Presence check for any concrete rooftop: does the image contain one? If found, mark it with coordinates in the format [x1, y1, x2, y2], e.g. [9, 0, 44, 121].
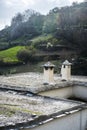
[0, 90, 85, 129]
[0, 72, 87, 129]
[0, 72, 87, 93]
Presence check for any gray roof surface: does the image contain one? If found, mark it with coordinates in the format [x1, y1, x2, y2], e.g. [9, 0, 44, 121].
[0, 72, 87, 129]
[0, 91, 85, 129]
[42, 62, 55, 67]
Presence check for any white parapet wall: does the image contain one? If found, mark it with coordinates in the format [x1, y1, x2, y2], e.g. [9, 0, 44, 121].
[29, 109, 87, 130]
[73, 85, 87, 101]
[39, 82, 87, 101]
[39, 86, 73, 99]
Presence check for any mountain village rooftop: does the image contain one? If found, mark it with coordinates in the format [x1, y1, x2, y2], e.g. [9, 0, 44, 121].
[0, 61, 87, 130]
[0, 87, 86, 129]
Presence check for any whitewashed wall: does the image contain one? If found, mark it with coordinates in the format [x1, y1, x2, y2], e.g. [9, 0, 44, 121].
[39, 87, 73, 99]
[73, 86, 87, 101]
[38, 85, 87, 130]
[81, 109, 87, 130]
[43, 68, 54, 84]
[39, 85, 87, 101]
[61, 65, 71, 81]
[28, 109, 87, 130]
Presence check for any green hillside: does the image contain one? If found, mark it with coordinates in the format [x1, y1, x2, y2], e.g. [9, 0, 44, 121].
[0, 46, 25, 63]
[0, 2, 87, 75]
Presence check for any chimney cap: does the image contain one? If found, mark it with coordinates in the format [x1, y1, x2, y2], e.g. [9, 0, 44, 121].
[42, 61, 55, 67]
[62, 60, 72, 65]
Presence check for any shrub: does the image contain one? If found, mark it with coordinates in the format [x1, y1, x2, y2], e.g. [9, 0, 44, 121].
[17, 46, 36, 63]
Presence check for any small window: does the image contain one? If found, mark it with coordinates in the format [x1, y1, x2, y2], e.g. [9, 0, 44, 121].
[50, 67, 53, 70]
[63, 65, 65, 68]
[45, 67, 48, 70]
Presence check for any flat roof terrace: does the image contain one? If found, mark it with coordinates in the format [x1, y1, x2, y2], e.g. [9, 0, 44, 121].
[0, 73, 87, 129]
[0, 90, 86, 129]
[0, 72, 87, 93]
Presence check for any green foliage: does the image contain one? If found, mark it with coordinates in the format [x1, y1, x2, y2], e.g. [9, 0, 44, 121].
[10, 10, 44, 40]
[29, 14, 44, 34]
[58, 3, 87, 28]
[31, 34, 53, 42]
[17, 46, 36, 63]
[31, 34, 53, 48]
[42, 13, 58, 33]
[31, 34, 62, 51]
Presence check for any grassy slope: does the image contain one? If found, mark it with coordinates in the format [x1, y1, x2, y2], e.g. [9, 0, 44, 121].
[0, 46, 25, 63]
[31, 34, 53, 42]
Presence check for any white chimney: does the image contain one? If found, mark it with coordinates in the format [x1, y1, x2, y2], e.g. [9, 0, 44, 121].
[61, 60, 72, 81]
[42, 62, 55, 84]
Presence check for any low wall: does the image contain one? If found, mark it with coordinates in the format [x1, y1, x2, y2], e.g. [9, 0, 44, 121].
[73, 86, 87, 101]
[39, 86, 73, 99]
[28, 109, 87, 130]
[39, 82, 87, 101]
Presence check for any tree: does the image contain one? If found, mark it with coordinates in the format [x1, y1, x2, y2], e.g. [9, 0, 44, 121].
[42, 13, 58, 33]
[29, 14, 44, 34]
[11, 13, 23, 26]
[17, 46, 36, 63]
[10, 10, 44, 40]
